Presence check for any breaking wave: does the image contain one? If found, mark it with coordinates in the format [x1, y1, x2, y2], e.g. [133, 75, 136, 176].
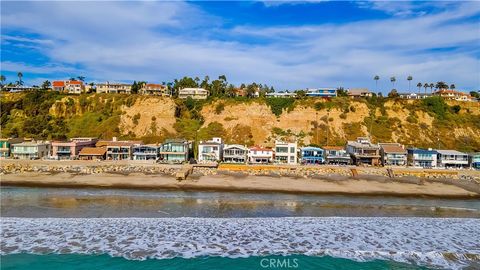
[1, 217, 479, 269]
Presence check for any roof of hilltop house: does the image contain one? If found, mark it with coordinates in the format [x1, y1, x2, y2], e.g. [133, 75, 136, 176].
[79, 147, 107, 156]
[380, 144, 407, 154]
[52, 81, 65, 87]
[322, 146, 345, 151]
[145, 83, 165, 88]
[348, 88, 370, 95]
[436, 149, 467, 155]
[68, 80, 82, 85]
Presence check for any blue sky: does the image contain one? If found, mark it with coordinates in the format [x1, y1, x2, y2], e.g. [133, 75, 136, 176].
[1, 1, 479, 92]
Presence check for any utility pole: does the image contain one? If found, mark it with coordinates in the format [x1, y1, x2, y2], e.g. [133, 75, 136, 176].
[326, 109, 330, 146]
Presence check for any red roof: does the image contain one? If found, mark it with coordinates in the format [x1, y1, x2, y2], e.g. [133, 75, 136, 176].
[68, 80, 82, 85]
[249, 146, 273, 152]
[146, 83, 165, 88]
[52, 81, 65, 87]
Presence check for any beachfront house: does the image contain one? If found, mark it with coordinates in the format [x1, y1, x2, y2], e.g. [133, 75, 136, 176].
[96, 82, 132, 94]
[11, 141, 51, 160]
[346, 137, 381, 166]
[51, 137, 97, 160]
[96, 138, 141, 160]
[140, 83, 170, 96]
[133, 144, 161, 161]
[159, 139, 190, 163]
[178, 88, 209, 99]
[78, 147, 107, 160]
[222, 144, 248, 163]
[379, 143, 407, 166]
[300, 146, 324, 164]
[322, 146, 351, 165]
[198, 137, 223, 163]
[274, 140, 298, 165]
[407, 148, 437, 168]
[435, 150, 469, 168]
[248, 146, 273, 164]
[469, 153, 480, 169]
[305, 88, 337, 98]
[0, 138, 24, 159]
[347, 88, 372, 98]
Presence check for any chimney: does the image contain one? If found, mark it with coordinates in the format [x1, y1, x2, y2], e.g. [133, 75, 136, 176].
[113, 137, 117, 142]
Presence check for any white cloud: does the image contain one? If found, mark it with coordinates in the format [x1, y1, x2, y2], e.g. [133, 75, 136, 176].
[1, 1, 479, 91]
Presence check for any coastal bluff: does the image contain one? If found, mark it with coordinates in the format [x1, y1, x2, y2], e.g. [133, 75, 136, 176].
[1, 160, 479, 198]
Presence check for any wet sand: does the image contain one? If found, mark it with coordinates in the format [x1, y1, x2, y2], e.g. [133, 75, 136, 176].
[1, 172, 479, 198]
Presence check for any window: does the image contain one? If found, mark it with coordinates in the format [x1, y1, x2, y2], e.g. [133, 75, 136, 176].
[290, 147, 295, 153]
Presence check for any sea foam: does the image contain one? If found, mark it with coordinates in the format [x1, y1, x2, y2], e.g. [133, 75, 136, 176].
[1, 217, 479, 269]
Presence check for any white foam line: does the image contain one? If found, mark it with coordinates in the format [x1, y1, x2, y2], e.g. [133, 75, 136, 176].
[1, 217, 479, 270]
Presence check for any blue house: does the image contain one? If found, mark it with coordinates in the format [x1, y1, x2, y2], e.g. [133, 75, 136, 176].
[306, 88, 337, 98]
[300, 146, 324, 164]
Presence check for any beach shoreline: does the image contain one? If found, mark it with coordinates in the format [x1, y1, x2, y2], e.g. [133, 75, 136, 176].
[2, 170, 479, 198]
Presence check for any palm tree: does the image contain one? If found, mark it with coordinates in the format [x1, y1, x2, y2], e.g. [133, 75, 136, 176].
[77, 76, 85, 82]
[17, 72, 23, 86]
[429, 83, 434, 93]
[373, 75, 380, 92]
[0, 75, 5, 88]
[407, 76, 413, 92]
[390, 76, 396, 89]
[416, 82, 422, 94]
[423, 83, 429, 94]
[450, 84, 455, 90]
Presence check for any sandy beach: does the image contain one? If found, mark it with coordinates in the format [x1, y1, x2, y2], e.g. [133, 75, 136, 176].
[1, 171, 479, 198]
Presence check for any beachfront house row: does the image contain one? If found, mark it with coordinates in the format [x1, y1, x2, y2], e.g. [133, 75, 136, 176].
[407, 148, 437, 168]
[346, 137, 381, 166]
[435, 150, 469, 168]
[347, 88, 373, 98]
[322, 146, 351, 165]
[305, 88, 337, 98]
[248, 146, 274, 164]
[178, 88, 209, 99]
[159, 139, 191, 163]
[51, 138, 98, 160]
[222, 144, 248, 163]
[140, 83, 170, 96]
[11, 141, 51, 160]
[470, 153, 480, 169]
[0, 138, 24, 158]
[274, 140, 298, 165]
[300, 146, 324, 164]
[133, 145, 161, 161]
[78, 147, 107, 160]
[52, 80, 85, 94]
[96, 82, 132, 94]
[198, 137, 223, 163]
[379, 143, 407, 166]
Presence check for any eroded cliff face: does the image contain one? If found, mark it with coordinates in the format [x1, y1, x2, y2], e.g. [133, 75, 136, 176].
[11, 92, 480, 149]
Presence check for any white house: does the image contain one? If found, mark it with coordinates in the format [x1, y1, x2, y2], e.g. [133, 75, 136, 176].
[436, 150, 469, 168]
[223, 144, 248, 163]
[96, 82, 132, 94]
[407, 148, 437, 168]
[11, 141, 51, 160]
[274, 140, 298, 165]
[198, 137, 223, 162]
[179, 88, 209, 99]
[248, 146, 274, 164]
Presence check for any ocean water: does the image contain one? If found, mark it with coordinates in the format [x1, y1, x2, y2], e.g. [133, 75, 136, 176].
[1, 187, 479, 270]
[1, 254, 430, 270]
